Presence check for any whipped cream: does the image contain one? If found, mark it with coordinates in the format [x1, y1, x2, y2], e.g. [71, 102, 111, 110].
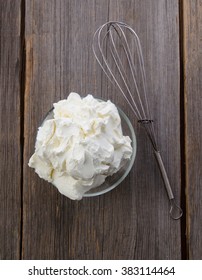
[28, 92, 133, 200]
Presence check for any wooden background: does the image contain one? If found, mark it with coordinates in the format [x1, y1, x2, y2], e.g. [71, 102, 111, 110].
[0, 0, 201, 260]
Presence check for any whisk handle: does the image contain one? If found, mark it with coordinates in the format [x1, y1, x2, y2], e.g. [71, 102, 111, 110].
[153, 150, 183, 220]
[153, 150, 174, 200]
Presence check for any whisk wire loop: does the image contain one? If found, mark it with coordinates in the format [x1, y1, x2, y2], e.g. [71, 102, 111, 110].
[94, 24, 140, 118]
[109, 28, 143, 119]
[110, 24, 146, 119]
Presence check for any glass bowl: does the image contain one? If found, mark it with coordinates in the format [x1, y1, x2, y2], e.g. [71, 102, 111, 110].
[42, 101, 136, 197]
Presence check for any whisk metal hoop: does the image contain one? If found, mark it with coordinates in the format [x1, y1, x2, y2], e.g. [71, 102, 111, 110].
[92, 21, 182, 220]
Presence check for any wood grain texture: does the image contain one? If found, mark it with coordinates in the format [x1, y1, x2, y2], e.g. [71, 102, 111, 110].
[22, 0, 181, 259]
[183, 0, 202, 259]
[0, 0, 22, 259]
[107, 0, 181, 260]
[23, 0, 110, 259]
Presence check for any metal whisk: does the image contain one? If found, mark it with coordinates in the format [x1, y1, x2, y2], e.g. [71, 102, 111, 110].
[92, 21, 183, 220]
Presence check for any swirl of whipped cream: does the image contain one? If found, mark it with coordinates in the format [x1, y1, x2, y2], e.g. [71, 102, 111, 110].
[29, 92, 133, 200]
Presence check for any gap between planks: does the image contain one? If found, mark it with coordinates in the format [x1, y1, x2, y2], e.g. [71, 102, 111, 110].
[20, 0, 26, 260]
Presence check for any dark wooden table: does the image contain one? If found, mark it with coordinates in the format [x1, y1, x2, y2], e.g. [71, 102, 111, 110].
[0, 0, 201, 260]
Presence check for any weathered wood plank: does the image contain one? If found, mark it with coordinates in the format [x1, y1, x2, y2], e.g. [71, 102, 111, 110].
[183, 0, 202, 259]
[105, 0, 182, 259]
[23, 0, 110, 259]
[23, 0, 181, 259]
[0, 0, 22, 259]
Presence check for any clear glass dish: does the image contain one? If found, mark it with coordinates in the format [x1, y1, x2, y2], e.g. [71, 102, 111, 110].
[42, 102, 136, 197]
